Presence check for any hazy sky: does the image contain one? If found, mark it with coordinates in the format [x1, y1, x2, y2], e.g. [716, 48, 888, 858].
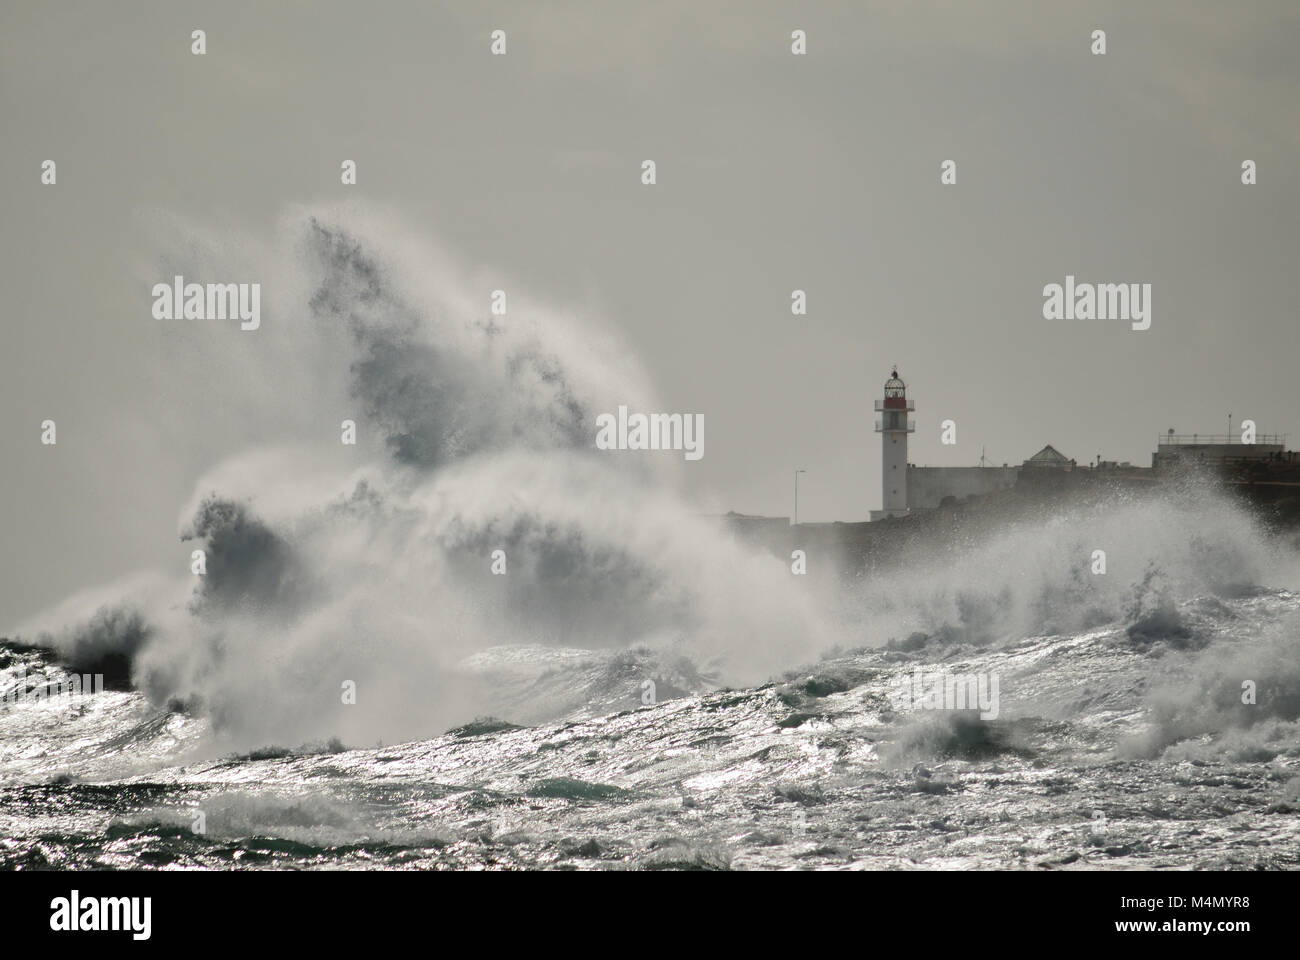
[3, 0, 1299, 626]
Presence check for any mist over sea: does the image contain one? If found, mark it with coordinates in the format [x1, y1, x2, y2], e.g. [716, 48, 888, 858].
[3, 210, 1298, 870]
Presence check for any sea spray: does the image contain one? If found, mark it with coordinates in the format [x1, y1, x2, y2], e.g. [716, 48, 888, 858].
[10, 206, 833, 749]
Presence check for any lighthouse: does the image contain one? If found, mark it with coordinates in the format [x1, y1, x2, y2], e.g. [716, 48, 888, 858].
[870, 368, 915, 520]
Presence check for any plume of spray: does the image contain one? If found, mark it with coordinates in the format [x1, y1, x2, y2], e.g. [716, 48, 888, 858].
[9, 204, 832, 749]
[844, 488, 1300, 650]
[1117, 608, 1300, 762]
[852, 485, 1300, 763]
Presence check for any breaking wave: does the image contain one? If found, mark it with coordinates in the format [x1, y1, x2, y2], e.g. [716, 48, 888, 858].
[847, 490, 1299, 651]
[8, 206, 829, 749]
[8, 206, 1300, 769]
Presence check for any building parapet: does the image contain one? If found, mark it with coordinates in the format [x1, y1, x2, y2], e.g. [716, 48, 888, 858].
[1158, 433, 1287, 446]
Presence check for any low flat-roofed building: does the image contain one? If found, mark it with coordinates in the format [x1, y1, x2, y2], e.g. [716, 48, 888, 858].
[1153, 432, 1287, 469]
[907, 464, 1020, 510]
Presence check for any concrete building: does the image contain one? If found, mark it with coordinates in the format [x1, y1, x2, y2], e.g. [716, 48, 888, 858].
[870, 369, 914, 520]
[907, 464, 1019, 509]
[907, 445, 1077, 510]
[864, 371, 1293, 520]
[1152, 430, 1288, 468]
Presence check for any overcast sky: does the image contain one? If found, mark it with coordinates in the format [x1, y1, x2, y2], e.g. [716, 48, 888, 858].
[3, 0, 1298, 626]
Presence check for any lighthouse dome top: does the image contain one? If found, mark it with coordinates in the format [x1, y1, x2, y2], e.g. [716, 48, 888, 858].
[884, 369, 906, 397]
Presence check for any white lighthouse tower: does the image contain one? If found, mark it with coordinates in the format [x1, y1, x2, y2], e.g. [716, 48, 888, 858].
[870, 368, 915, 520]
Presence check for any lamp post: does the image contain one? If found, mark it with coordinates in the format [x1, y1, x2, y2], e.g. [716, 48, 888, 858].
[794, 469, 806, 526]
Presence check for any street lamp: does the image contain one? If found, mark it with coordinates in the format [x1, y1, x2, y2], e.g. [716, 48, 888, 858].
[794, 469, 806, 526]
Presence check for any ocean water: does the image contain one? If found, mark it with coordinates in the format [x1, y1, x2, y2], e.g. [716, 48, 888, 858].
[4, 584, 1299, 870]
[3, 208, 1298, 870]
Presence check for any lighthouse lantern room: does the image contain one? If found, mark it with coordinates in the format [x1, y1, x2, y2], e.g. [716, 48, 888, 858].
[870, 368, 915, 520]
